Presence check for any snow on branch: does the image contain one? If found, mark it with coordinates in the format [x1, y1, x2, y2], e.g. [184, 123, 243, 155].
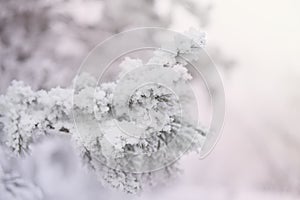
[0, 29, 207, 194]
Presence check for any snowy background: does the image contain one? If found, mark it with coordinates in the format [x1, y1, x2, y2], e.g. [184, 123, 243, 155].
[1, 0, 300, 199]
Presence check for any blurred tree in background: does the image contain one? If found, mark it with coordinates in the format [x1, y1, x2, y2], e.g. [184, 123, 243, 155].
[0, 0, 233, 92]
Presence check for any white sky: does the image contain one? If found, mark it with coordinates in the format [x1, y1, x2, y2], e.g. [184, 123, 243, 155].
[207, 0, 300, 137]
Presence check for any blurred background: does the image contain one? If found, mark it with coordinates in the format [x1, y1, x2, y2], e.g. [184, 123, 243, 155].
[0, 0, 300, 199]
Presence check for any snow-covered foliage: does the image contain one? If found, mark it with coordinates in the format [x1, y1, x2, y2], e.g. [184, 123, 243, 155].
[0, 29, 207, 194]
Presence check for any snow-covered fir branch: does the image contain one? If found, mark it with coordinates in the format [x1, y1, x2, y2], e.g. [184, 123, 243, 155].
[0, 29, 207, 194]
